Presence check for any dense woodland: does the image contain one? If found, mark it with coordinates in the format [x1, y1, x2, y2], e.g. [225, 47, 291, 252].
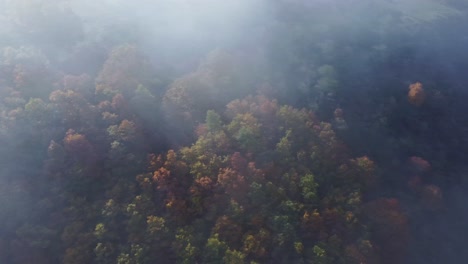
[1, 0, 468, 263]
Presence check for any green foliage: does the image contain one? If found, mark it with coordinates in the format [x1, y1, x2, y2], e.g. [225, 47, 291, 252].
[116, 253, 132, 264]
[94, 223, 106, 240]
[312, 245, 327, 264]
[146, 215, 167, 235]
[174, 227, 199, 264]
[24, 97, 50, 121]
[206, 110, 223, 132]
[270, 215, 296, 246]
[102, 199, 120, 218]
[203, 234, 228, 264]
[247, 182, 267, 207]
[115, 244, 148, 264]
[300, 174, 318, 204]
[294, 241, 304, 254]
[227, 113, 262, 151]
[276, 129, 292, 159]
[223, 249, 246, 264]
[135, 85, 154, 99]
[235, 126, 258, 150]
[0, 1, 445, 262]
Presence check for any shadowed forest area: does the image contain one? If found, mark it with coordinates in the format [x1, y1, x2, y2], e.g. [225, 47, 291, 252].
[1, 0, 468, 263]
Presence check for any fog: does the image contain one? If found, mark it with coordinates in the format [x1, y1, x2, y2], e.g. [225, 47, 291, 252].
[1, 0, 468, 263]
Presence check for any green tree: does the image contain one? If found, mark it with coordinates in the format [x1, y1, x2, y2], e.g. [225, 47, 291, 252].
[203, 234, 228, 264]
[206, 110, 223, 132]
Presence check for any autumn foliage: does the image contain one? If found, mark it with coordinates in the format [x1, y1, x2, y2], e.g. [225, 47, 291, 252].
[408, 82, 426, 106]
[133, 96, 389, 263]
[0, 2, 459, 263]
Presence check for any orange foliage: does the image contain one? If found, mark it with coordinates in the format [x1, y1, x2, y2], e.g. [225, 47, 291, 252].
[408, 82, 426, 106]
[301, 210, 324, 239]
[117, 119, 137, 142]
[164, 150, 178, 168]
[148, 153, 163, 171]
[225, 95, 278, 119]
[195, 176, 214, 190]
[218, 168, 248, 202]
[153, 167, 172, 191]
[63, 129, 96, 164]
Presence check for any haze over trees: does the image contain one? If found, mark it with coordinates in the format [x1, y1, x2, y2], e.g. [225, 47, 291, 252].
[1, 0, 468, 263]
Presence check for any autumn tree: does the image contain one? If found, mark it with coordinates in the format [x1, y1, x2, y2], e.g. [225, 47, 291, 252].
[96, 45, 157, 98]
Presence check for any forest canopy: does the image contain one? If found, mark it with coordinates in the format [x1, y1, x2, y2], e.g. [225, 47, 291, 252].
[1, 0, 468, 263]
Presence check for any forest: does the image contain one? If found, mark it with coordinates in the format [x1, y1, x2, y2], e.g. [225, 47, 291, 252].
[1, 0, 468, 263]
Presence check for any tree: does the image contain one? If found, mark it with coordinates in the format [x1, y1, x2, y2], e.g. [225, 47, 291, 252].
[203, 234, 228, 264]
[205, 110, 223, 132]
[96, 45, 156, 98]
[408, 82, 426, 106]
